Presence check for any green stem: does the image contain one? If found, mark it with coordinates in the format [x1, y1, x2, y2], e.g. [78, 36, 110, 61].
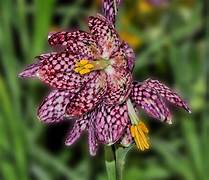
[115, 150, 125, 180]
[105, 146, 116, 180]
[105, 145, 133, 180]
[115, 145, 133, 180]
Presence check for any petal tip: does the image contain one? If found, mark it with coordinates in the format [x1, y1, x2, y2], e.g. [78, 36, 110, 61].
[48, 32, 56, 39]
[167, 119, 173, 125]
[65, 140, 73, 146]
[36, 112, 47, 123]
[88, 16, 94, 23]
[185, 106, 192, 114]
[65, 134, 77, 146]
[18, 70, 36, 78]
[164, 115, 172, 124]
[18, 63, 40, 78]
[18, 71, 26, 78]
[89, 150, 97, 156]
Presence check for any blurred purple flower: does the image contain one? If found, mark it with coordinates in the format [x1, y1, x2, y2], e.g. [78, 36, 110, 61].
[19, 0, 190, 155]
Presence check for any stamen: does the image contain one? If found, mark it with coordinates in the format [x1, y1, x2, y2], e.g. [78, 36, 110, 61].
[127, 99, 150, 151]
[79, 69, 91, 75]
[74, 67, 83, 73]
[84, 64, 94, 69]
[74, 59, 110, 75]
[130, 122, 150, 151]
[79, 59, 89, 65]
[75, 59, 89, 67]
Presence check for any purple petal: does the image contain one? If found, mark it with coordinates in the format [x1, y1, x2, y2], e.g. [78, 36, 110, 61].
[66, 72, 107, 118]
[88, 15, 121, 58]
[120, 42, 135, 71]
[88, 111, 99, 156]
[65, 114, 89, 146]
[18, 61, 41, 78]
[144, 79, 191, 113]
[88, 125, 98, 156]
[37, 52, 96, 92]
[48, 30, 101, 58]
[95, 103, 129, 144]
[131, 82, 172, 123]
[104, 68, 132, 105]
[18, 53, 55, 78]
[37, 90, 74, 123]
[102, 0, 122, 25]
[120, 125, 133, 147]
[110, 45, 128, 69]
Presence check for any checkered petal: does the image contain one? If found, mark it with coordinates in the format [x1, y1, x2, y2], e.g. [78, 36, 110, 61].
[19, 53, 57, 78]
[37, 90, 73, 123]
[121, 42, 135, 71]
[37, 52, 96, 92]
[18, 62, 41, 78]
[88, 110, 98, 156]
[88, 123, 98, 156]
[102, 0, 122, 25]
[120, 125, 133, 147]
[66, 72, 107, 118]
[109, 42, 135, 70]
[104, 69, 132, 105]
[65, 114, 89, 146]
[95, 103, 129, 144]
[48, 30, 101, 58]
[131, 82, 172, 123]
[144, 79, 191, 113]
[110, 45, 127, 69]
[88, 15, 121, 58]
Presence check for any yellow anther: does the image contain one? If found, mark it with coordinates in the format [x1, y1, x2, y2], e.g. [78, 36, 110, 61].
[135, 127, 144, 150]
[139, 121, 149, 133]
[79, 59, 89, 65]
[84, 63, 94, 69]
[130, 126, 136, 137]
[130, 121, 150, 151]
[75, 59, 89, 67]
[74, 59, 93, 75]
[79, 69, 91, 75]
[74, 67, 83, 73]
[74, 58, 110, 75]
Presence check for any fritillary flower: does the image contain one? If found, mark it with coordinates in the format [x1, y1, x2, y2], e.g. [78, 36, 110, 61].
[19, 0, 191, 156]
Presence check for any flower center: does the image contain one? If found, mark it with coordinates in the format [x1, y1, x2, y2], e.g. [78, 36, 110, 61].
[127, 99, 150, 151]
[74, 59, 110, 75]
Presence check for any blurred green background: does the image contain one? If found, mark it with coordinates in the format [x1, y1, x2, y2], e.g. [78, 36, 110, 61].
[0, 0, 208, 179]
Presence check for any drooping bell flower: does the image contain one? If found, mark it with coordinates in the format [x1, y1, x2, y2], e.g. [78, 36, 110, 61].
[19, 0, 191, 155]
